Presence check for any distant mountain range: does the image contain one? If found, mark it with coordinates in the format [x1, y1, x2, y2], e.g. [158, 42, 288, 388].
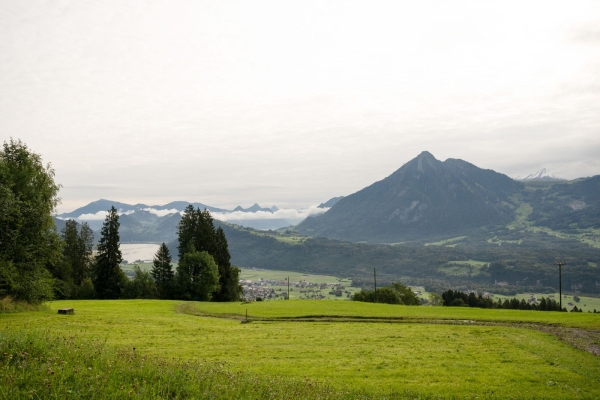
[51, 151, 600, 294]
[59, 199, 228, 219]
[56, 199, 326, 235]
[55, 151, 599, 248]
[297, 152, 600, 243]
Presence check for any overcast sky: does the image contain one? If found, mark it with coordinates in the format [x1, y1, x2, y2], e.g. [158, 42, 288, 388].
[1, 1, 599, 213]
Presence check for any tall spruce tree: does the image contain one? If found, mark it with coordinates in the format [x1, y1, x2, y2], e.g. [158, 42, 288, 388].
[61, 220, 94, 286]
[195, 209, 217, 255]
[212, 227, 242, 301]
[94, 206, 125, 299]
[175, 205, 238, 301]
[177, 204, 197, 261]
[151, 242, 173, 299]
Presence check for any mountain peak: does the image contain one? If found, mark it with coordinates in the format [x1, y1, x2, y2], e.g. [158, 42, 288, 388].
[401, 151, 441, 174]
[297, 152, 522, 242]
[416, 150, 435, 159]
[520, 168, 564, 181]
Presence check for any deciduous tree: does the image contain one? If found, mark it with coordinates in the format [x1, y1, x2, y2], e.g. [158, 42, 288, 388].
[176, 247, 219, 301]
[0, 139, 61, 303]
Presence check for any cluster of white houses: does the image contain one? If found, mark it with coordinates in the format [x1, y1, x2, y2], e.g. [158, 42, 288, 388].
[240, 278, 352, 300]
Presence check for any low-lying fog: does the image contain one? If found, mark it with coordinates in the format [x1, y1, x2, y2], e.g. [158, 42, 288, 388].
[120, 243, 160, 264]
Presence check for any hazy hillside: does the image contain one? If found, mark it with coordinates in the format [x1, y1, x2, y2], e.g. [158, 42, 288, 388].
[297, 151, 523, 242]
[162, 222, 600, 294]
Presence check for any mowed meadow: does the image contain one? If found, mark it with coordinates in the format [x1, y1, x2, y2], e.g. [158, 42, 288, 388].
[2, 300, 600, 399]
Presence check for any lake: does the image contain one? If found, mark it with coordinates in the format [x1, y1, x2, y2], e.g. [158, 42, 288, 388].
[120, 243, 160, 263]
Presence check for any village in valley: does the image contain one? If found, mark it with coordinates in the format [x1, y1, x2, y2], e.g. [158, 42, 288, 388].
[238, 268, 362, 301]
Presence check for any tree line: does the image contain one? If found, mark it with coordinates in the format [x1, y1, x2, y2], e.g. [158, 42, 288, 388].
[92, 205, 241, 301]
[441, 289, 565, 311]
[0, 139, 240, 304]
[352, 282, 421, 305]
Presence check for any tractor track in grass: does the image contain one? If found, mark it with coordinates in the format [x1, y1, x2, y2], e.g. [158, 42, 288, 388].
[178, 303, 600, 357]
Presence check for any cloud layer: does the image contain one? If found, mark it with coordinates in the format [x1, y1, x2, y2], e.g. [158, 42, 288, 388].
[2, 1, 599, 213]
[212, 206, 328, 222]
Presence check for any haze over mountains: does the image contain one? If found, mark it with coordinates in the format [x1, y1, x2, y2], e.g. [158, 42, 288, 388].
[297, 151, 524, 242]
[56, 198, 331, 235]
[298, 152, 600, 243]
[56, 151, 599, 247]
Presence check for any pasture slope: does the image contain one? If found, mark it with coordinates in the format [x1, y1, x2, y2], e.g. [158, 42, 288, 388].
[2, 300, 600, 399]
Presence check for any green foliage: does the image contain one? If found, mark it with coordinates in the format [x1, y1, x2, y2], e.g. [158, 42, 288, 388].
[61, 219, 94, 286]
[150, 242, 173, 299]
[390, 282, 421, 305]
[176, 207, 238, 302]
[74, 278, 96, 299]
[429, 292, 443, 306]
[353, 282, 420, 305]
[212, 227, 242, 302]
[177, 206, 216, 261]
[219, 222, 600, 295]
[0, 139, 61, 303]
[122, 265, 158, 299]
[94, 207, 125, 299]
[176, 250, 219, 301]
[441, 289, 563, 312]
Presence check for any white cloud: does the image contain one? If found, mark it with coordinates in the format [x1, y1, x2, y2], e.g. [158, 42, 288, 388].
[3, 1, 599, 213]
[213, 205, 328, 222]
[76, 209, 134, 220]
[143, 208, 180, 217]
[76, 211, 109, 220]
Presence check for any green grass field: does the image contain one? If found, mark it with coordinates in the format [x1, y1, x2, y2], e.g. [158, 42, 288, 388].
[3, 300, 600, 398]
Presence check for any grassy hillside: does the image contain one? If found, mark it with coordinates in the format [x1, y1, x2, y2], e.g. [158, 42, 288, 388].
[2, 300, 600, 398]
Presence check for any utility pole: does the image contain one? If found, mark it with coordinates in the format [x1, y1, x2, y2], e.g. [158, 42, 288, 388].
[555, 261, 566, 311]
[374, 267, 377, 303]
[287, 276, 290, 300]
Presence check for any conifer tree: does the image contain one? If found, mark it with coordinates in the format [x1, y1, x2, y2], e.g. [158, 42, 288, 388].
[175, 205, 238, 301]
[212, 227, 242, 301]
[177, 204, 197, 261]
[61, 220, 94, 286]
[93, 206, 125, 299]
[195, 209, 217, 255]
[151, 242, 173, 299]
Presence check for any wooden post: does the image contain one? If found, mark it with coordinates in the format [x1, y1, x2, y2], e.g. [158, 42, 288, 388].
[246, 309, 248, 322]
[555, 261, 566, 311]
[374, 267, 377, 303]
[288, 276, 290, 300]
